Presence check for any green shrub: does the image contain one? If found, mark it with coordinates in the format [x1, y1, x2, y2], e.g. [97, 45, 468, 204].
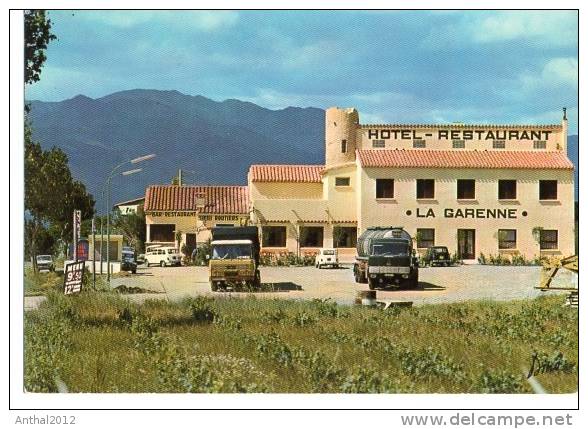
[476, 369, 524, 393]
[189, 297, 216, 323]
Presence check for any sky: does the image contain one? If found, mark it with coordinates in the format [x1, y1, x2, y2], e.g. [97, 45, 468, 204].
[25, 10, 579, 133]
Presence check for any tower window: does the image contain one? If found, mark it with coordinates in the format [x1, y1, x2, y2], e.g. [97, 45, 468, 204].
[493, 140, 506, 149]
[534, 141, 547, 149]
[413, 139, 426, 148]
[372, 140, 385, 148]
[341, 139, 347, 153]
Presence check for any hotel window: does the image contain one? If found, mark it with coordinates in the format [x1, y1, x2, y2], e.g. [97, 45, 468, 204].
[452, 140, 465, 149]
[493, 140, 506, 149]
[335, 177, 350, 187]
[540, 230, 558, 250]
[417, 179, 435, 199]
[341, 139, 347, 153]
[457, 179, 475, 199]
[498, 229, 517, 249]
[262, 226, 287, 247]
[417, 228, 435, 248]
[372, 139, 385, 148]
[533, 141, 547, 149]
[498, 180, 517, 200]
[413, 139, 426, 148]
[300, 226, 324, 248]
[539, 180, 558, 200]
[376, 179, 394, 198]
[333, 226, 357, 248]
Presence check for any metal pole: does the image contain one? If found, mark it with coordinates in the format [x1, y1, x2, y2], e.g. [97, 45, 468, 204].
[100, 188, 104, 275]
[92, 217, 96, 289]
[107, 175, 111, 283]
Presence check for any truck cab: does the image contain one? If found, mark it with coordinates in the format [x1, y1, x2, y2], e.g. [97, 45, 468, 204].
[209, 226, 261, 291]
[354, 227, 419, 289]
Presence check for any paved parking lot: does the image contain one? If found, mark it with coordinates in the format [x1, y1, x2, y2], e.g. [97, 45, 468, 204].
[108, 263, 572, 306]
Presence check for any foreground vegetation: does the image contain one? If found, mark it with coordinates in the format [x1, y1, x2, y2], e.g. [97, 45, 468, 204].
[24, 292, 577, 393]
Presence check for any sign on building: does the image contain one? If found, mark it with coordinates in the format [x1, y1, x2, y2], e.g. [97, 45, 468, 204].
[73, 209, 81, 260]
[64, 261, 85, 295]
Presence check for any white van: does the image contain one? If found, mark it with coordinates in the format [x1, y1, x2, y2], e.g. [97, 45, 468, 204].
[315, 248, 339, 269]
[145, 246, 182, 267]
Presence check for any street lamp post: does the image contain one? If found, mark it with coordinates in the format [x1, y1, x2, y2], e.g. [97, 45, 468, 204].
[105, 154, 155, 283]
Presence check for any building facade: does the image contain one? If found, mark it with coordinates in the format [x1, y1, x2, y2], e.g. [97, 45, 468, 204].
[249, 107, 574, 262]
[144, 107, 575, 262]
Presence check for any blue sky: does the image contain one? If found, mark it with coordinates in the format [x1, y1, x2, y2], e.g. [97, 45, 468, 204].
[26, 10, 579, 133]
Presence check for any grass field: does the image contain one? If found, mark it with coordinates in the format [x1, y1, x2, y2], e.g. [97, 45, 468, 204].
[24, 291, 577, 393]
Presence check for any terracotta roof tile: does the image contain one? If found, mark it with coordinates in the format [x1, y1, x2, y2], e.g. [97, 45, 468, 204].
[144, 185, 249, 214]
[357, 149, 574, 170]
[359, 123, 562, 129]
[249, 165, 324, 183]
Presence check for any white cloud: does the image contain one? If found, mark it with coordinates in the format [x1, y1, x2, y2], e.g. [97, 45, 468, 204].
[519, 57, 578, 93]
[74, 10, 239, 32]
[422, 11, 577, 48]
[190, 11, 239, 31]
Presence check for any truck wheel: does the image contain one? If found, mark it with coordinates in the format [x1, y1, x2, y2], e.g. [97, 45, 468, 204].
[368, 278, 377, 290]
[132, 269, 136, 274]
[211, 282, 218, 292]
[160, 261, 165, 267]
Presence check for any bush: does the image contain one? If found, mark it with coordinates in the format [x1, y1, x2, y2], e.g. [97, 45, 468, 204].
[189, 297, 216, 323]
[476, 369, 524, 393]
[478, 253, 487, 265]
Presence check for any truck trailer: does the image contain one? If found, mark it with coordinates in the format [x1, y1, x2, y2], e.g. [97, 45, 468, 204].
[209, 226, 261, 291]
[353, 227, 419, 289]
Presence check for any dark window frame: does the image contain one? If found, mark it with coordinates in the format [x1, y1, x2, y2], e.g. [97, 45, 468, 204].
[335, 177, 350, 187]
[493, 140, 506, 149]
[333, 226, 358, 248]
[498, 180, 517, 200]
[452, 140, 465, 149]
[457, 179, 476, 200]
[417, 179, 435, 199]
[498, 229, 517, 249]
[372, 139, 385, 148]
[540, 230, 558, 250]
[416, 228, 435, 248]
[299, 226, 324, 248]
[376, 178, 395, 199]
[262, 226, 287, 247]
[539, 180, 558, 200]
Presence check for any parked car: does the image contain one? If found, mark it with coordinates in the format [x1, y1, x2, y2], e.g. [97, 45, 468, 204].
[35, 254, 54, 272]
[422, 246, 451, 267]
[145, 246, 182, 267]
[316, 248, 339, 269]
[121, 249, 137, 274]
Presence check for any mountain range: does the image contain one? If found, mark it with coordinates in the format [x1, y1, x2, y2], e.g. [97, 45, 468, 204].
[27, 89, 579, 208]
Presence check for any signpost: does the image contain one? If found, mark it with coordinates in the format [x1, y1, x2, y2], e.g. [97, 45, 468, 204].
[73, 209, 81, 261]
[64, 261, 85, 295]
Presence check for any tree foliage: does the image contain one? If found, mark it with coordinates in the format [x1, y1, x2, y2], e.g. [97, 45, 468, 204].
[25, 122, 95, 264]
[24, 10, 56, 85]
[111, 211, 147, 252]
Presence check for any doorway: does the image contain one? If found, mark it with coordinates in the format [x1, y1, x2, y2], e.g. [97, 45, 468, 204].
[457, 229, 475, 260]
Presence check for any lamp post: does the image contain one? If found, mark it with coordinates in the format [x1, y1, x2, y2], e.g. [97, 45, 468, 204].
[105, 154, 155, 283]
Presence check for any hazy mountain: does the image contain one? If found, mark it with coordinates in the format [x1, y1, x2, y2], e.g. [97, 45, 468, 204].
[27, 89, 325, 208]
[567, 135, 578, 201]
[27, 90, 579, 210]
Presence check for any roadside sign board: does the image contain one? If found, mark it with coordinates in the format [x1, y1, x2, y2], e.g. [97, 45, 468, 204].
[73, 210, 81, 260]
[64, 261, 85, 295]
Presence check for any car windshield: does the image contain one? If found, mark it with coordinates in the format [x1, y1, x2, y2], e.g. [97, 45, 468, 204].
[434, 247, 448, 254]
[372, 241, 408, 256]
[36, 255, 52, 261]
[212, 244, 252, 260]
[322, 250, 335, 255]
[122, 253, 135, 261]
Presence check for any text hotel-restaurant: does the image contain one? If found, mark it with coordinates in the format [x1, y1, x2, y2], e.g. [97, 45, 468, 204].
[142, 107, 575, 262]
